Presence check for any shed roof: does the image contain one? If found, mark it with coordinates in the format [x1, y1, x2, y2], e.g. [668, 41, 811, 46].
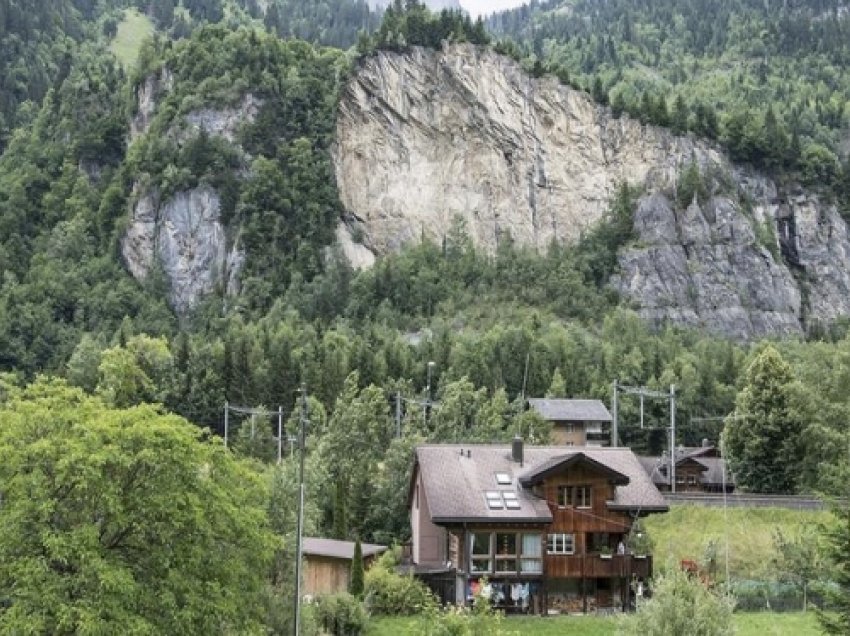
[415, 444, 667, 524]
[302, 537, 387, 560]
[527, 399, 612, 422]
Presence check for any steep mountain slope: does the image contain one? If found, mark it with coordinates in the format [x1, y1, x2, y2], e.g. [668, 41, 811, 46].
[334, 44, 850, 338]
[487, 0, 850, 188]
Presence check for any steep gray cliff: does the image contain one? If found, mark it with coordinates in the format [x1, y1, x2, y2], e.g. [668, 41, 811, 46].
[335, 45, 722, 254]
[334, 44, 850, 338]
[121, 74, 251, 314]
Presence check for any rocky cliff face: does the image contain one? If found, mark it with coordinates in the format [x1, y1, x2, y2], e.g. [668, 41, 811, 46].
[334, 44, 850, 338]
[121, 74, 252, 314]
[335, 45, 723, 255]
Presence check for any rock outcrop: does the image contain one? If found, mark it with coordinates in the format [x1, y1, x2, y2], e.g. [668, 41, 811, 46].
[335, 44, 723, 256]
[122, 185, 237, 314]
[334, 44, 850, 338]
[123, 71, 255, 315]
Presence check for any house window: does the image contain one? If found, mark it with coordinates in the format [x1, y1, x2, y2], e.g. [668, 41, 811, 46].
[521, 533, 543, 573]
[687, 475, 698, 485]
[470, 533, 492, 574]
[556, 485, 592, 508]
[574, 486, 592, 508]
[676, 474, 686, 485]
[547, 533, 575, 555]
[495, 533, 517, 573]
[415, 486, 419, 509]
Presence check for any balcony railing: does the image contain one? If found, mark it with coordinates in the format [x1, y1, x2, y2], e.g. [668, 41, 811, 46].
[545, 554, 653, 579]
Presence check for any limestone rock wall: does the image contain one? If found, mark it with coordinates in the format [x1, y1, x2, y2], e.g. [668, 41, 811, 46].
[121, 185, 235, 314]
[334, 44, 850, 338]
[334, 44, 723, 256]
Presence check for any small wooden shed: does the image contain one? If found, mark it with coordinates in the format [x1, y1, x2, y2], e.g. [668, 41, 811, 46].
[302, 537, 388, 596]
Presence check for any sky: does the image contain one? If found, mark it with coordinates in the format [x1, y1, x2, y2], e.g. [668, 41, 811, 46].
[460, 0, 529, 18]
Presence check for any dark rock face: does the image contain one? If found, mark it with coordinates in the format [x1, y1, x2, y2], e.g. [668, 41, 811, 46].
[615, 183, 850, 339]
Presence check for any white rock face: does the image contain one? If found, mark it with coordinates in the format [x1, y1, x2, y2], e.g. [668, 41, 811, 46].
[180, 93, 263, 144]
[122, 185, 240, 314]
[130, 68, 173, 142]
[334, 44, 723, 256]
[335, 44, 850, 338]
[124, 73, 257, 314]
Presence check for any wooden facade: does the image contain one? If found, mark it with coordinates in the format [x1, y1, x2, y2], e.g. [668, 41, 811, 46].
[427, 464, 653, 613]
[410, 445, 667, 615]
[303, 555, 352, 597]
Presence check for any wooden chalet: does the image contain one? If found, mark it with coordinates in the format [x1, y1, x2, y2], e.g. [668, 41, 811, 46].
[527, 399, 612, 447]
[408, 439, 667, 614]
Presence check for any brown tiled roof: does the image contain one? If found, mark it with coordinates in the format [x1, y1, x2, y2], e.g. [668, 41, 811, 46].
[415, 445, 667, 524]
[302, 537, 387, 560]
[527, 399, 612, 422]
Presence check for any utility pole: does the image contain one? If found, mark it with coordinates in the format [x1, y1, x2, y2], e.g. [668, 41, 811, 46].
[395, 390, 402, 438]
[611, 380, 619, 447]
[224, 401, 229, 448]
[424, 361, 435, 427]
[670, 384, 677, 494]
[277, 406, 283, 464]
[293, 385, 308, 636]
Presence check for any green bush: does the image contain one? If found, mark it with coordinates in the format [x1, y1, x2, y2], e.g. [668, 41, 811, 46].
[364, 567, 437, 616]
[314, 593, 367, 636]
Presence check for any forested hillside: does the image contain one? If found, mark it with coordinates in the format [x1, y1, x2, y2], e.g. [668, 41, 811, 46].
[488, 0, 850, 198]
[4, 2, 850, 632]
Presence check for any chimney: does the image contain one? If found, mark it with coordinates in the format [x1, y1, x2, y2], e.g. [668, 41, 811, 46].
[512, 435, 524, 466]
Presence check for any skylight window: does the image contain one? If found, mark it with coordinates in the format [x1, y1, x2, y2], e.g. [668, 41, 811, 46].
[485, 491, 521, 510]
[486, 491, 504, 509]
[495, 472, 512, 485]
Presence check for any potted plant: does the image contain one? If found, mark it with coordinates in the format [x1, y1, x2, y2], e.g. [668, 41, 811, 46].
[599, 546, 613, 559]
[629, 519, 653, 558]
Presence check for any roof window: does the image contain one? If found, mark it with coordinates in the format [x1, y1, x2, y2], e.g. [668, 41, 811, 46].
[495, 472, 512, 485]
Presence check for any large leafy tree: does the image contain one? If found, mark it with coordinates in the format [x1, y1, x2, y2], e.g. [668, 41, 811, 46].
[0, 378, 276, 634]
[722, 345, 804, 493]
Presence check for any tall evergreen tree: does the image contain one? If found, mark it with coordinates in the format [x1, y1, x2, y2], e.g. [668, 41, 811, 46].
[722, 346, 803, 493]
[349, 537, 365, 598]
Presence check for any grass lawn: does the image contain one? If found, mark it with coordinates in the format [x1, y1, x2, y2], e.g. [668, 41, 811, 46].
[644, 505, 829, 580]
[367, 611, 821, 635]
[109, 8, 155, 69]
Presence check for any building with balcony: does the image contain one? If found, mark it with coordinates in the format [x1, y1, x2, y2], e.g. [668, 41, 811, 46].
[527, 399, 612, 446]
[408, 439, 668, 614]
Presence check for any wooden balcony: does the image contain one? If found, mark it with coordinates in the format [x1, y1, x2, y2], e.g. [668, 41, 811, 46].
[546, 553, 653, 579]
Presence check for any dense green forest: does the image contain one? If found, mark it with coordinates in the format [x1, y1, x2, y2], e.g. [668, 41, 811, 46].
[488, 0, 850, 196]
[3, 2, 850, 631]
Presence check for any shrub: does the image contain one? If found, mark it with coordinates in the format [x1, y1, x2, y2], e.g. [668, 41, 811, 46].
[364, 567, 437, 616]
[620, 568, 735, 635]
[314, 593, 367, 636]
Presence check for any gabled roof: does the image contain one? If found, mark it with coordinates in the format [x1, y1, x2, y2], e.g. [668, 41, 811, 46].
[518, 452, 630, 487]
[414, 445, 667, 524]
[527, 398, 612, 422]
[639, 455, 733, 487]
[303, 537, 387, 560]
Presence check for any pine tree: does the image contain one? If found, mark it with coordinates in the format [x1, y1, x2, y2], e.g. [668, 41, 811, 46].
[349, 537, 365, 598]
[547, 368, 567, 397]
